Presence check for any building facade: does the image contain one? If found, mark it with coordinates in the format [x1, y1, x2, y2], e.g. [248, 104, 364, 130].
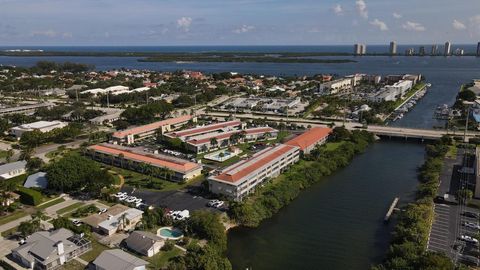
[10, 121, 68, 139]
[208, 144, 300, 201]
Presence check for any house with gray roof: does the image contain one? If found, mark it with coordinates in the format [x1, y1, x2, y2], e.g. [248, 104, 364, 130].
[125, 231, 164, 257]
[24, 172, 48, 189]
[91, 249, 148, 270]
[0, 160, 27, 180]
[11, 228, 91, 270]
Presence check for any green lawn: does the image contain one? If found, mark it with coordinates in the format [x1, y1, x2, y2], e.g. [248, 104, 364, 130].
[37, 197, 65, 210]
[57, 259, 85, 270]
[104, 164, 202, 192]
[80, 240, 110, 262]
[1, 226, 18, 237]
[0, 211, 28, 226]
[446, 145, 458, 159]
[57, 202, 84, 215]
[0, 150, 8, 159]
[147, 247, 184, 269]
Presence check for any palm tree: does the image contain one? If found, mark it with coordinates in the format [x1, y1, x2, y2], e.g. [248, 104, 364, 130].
[210, 138, 218, 149]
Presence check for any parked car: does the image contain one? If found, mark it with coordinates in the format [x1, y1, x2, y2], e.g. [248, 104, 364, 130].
[213, 201, 224, 208]
[462, 255, 480, 266]
[461, 235, 479, 244]
[72, 219, 82, 227]
[98, 208, 107, 214]
[463, 221, 480, 230]
[464, 212, 479, 219]
[207, 199, 220, 207]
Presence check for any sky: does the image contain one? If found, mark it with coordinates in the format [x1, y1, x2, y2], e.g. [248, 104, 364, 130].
[1, 0, 480, 46]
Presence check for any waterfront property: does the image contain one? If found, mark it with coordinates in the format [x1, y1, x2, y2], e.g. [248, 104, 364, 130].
[284, 127, 332, 154]
[125, 231, 164, 257]
[112, 115, 195, 144]
[208, 144, 300, 201]
[164, 120, 243, 141]
[87, 143, 203, 181]
[9, 120, 68, 139]
[92, 249, 148, 270]
[82, 204, 143, 236]
[0, 160, 27, 180]
[185, 127, 278, 153]
[217, 97, 307, 116]
[11, 228, 91, 270]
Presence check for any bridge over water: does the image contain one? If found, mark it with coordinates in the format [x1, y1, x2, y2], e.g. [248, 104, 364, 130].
[204, 112, 478, 141]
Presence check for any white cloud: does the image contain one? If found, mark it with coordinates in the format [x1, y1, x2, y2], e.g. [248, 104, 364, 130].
[332, 4, 343, 16]
[468, 15, 480, 36]
[62, 32, 73, 38]
[355, 0, 368, 19]
[31, 30, 57, 38]
[402, 21, 426, 32]
[370, 19, 388, 31]
[392, 12, 402, 19]
[452, 19, 466, 30]
[176, 17, 192, 32]
[233, 25, 255, 34]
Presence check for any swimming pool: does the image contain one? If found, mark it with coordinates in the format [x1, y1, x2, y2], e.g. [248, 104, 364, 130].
[158, 227, 184, 240]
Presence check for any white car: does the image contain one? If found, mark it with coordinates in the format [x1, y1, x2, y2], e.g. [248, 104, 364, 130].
[207, 200, 220, 207]
[118, 195, 128, 201]
[126, 197, 137, 203]
[213, 201, 224, 208]
[72, 219, 82, 227]
[115, 192, 127, 197]
[98, 208, 107, 214]
[134, 198, 142, 203]
[463, 222, 480, 230]
[461, 235, 479, 244]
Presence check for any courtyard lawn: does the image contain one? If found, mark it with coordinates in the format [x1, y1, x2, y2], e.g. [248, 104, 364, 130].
[57, 202, 84, 215]
[58, 259, 86, 270]
[80, 240, 110, 263]
[102, 164, 203, 191]
[147, 247, 184, 269]
[446, 144, 457, 159]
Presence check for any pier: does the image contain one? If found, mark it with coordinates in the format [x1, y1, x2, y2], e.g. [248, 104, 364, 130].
[384, 197, 400, 222]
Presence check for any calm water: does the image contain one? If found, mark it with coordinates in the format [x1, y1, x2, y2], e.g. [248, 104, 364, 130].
[0, 47, 476, 269]
[227, 141, 425, 270]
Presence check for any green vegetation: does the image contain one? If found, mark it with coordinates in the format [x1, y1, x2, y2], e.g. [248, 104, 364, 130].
[0, 211, 28, 226]
[71, 204, 99, 218]
[20, 123, 83, 148]
[37, 197, 65, 210]
[57, 202, 84, 215]
[80, 240, 110, 262]
[17, 186, 44, 206]
[373, 136, 454, 270]
[46, 153, 114, 196]
[57, 260, 85, 270]
[229, 127, 374, 227]
[147, 247, 183, 269]
[120, 101, 173, 124]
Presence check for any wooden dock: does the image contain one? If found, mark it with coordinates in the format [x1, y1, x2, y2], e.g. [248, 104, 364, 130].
[384, 197, 399, 222]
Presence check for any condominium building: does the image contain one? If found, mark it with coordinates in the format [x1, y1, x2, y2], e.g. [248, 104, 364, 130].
[12, 229, 91, 270]
[284, 127, 332, 154]
[444, 41, 452, 56]
[431, 44, 438, 56]
[87, 143, 202, 181]
[112, 115, 195, 144]
[319, 78, 353, 94]
[389, 41, 397, 55]
[208, 144, 300, 201]
[185, 127, 278, 153]
[164, 120, 243, 141]
[354, 43, 366, 55]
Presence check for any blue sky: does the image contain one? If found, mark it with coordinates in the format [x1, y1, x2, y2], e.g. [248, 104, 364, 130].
[1, 0, 480, 45]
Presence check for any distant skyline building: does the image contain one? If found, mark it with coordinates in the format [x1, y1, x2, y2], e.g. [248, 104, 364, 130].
[405, 48, 414, 56]
[389, 41, 397, 55]
[431, 45, 438, 56]
[477, 42, 480, 57]
[353, 43, 366, 56]
[444, 41, 451, 56]
[419, 46, 425, 56]
[455, 48, 464, 56]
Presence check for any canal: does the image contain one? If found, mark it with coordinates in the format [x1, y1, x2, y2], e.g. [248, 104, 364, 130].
[227, 141, 425, 270]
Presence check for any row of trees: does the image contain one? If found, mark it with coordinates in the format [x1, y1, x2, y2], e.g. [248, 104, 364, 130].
[229, 127, 375, 227]
[373, 136, 456, 270]
[120, 101, 173, 124]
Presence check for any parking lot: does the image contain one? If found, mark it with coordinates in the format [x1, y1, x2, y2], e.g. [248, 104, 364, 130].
[120, 185, 225, 213]
[428, 203, 456, 255]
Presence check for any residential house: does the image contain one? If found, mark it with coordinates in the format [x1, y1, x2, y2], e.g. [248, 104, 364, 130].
[91, 249, 148, 270]
[0, 160, 27, 180]
[125, 231, 164, 257]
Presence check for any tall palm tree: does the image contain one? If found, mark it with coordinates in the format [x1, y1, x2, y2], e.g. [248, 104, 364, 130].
[210, 138, 218, 149]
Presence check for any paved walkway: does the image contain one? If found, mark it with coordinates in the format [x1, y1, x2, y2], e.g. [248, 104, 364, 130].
[0, 216, 31, 234]
[74, 257, 88, 266]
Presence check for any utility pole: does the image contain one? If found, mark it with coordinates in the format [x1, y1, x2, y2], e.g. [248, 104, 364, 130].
[464, 103, 472, 142]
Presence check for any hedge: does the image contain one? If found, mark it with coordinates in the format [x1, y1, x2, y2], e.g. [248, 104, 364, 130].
[17, 187, 43, 206]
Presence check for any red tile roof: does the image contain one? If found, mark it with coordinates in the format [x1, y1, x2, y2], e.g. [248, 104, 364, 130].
[113, 115, 192, 139]
[213, 144, 298, 184]
[187, 127, 277, 145]
[166, 121, 241, 138]
[89, 144, 200, 173]
[284, 127, 331, 151]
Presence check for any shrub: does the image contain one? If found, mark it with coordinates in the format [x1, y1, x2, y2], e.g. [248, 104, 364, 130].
[17, 187, 43, 206]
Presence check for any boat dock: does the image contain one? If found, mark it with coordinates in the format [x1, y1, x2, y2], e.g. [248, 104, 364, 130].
[384, 197, 400, 222]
